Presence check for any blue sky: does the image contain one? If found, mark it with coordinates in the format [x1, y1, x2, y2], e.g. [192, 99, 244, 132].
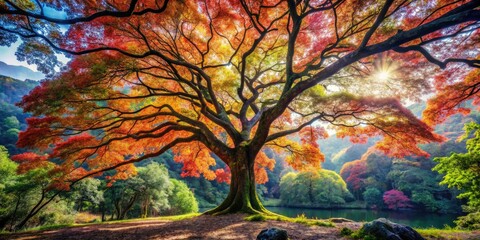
[0, 41, 39, 71]
[0, 41, 70, 75]
[0, 5, 69, 72]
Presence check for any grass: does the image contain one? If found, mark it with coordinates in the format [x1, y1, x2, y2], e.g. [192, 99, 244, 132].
[244, 214, 267, 222]
[244, 213, 335, 227]
[340, 227, 354, 236]
[23, 224, 76, 232]
[75, 212, 102, 224]
[5, 213, 200, 234]
[92, 212, 200, 224]
[415, 227, 478, 240]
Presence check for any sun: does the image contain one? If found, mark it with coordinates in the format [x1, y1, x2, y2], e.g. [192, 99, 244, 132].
[372, 56, 398, 82]
[376, 70, 391, 81]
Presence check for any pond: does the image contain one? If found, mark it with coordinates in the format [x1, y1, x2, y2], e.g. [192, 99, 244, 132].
[265, 206, 462, 229]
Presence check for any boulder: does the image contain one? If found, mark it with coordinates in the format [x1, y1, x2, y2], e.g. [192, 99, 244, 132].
[329, 217, 354, 223]
[360, 218, 425, 240]
[256, 227, 289, 240]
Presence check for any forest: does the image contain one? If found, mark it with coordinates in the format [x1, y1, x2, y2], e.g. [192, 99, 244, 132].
[0, 0, 479, 239]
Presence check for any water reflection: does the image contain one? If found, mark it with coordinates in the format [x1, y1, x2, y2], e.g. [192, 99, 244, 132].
[265, 207, 462, 229]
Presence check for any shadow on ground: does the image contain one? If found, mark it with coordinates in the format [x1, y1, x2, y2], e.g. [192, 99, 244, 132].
[1, 214, 361, 240]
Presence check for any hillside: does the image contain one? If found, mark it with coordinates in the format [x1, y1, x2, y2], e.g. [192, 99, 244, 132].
[0, 75, 38, 103]
[0, 75, 38, 154]
[0, 61, 44, 81]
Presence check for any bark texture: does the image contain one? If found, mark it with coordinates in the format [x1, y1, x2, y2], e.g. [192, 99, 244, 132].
[205, 147, 271, 215]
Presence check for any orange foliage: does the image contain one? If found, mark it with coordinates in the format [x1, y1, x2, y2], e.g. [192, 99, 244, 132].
[4, 0, 478, 191]
[254, 150, 276, 184]
[215, 168, 231, 184]
[424, 68, 480, 126]
[173, 143, 217, 180]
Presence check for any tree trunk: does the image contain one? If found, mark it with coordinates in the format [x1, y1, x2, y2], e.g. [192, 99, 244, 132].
[114, 200, 122, 220]
[77, 199, 83, 212]
[118, 194, 137, 220]
[100, 202, 106, 222]
[15, 189, 60, 230]
[6, 195, 22, 231]
[110, 209, 115, 220]
[140, 198, 148, 218]
[204, 147, 272, 215]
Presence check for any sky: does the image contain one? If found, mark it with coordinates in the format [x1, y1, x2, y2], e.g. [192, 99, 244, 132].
[0, 5, 69, 72]
[0, 40, 70, 73]
[0, 41, 40, 71]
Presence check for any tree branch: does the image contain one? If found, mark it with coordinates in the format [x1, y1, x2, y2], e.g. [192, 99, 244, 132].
[1, 0, 169, 25]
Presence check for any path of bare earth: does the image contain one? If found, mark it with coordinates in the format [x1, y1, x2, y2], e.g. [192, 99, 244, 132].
[2, 214, 480, 240]
[1, 214, 361, 240]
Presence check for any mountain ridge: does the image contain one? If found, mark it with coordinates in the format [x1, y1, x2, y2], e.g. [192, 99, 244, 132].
[0, 61, 44, 81]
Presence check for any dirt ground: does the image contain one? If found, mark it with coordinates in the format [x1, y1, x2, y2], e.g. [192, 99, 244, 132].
[1, 214, 361, 240]
[1, 214, 479, 240]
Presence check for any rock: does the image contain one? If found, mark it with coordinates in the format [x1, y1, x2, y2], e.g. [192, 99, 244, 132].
[329, 217, 354, 223]
[360, 218, 425, 240]
[256, 227, 289, 240]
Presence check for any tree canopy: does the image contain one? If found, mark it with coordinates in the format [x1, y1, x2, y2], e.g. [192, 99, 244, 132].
[1, 0, 479, 214]
[434, 122, 480, 229]
[279, 169, 353, 207]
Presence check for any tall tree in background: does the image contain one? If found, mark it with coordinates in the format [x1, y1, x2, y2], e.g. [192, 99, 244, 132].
[1, 0, 479, 214]
[434, 122, 480, 229]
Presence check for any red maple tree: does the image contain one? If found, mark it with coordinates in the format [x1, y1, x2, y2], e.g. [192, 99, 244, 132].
[383, 189, 412, 210]
[1, 0, 478, 215]
[340, 159, 368, 198]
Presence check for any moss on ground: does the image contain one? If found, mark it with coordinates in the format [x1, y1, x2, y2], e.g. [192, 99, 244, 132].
[244, 213, 335, 227]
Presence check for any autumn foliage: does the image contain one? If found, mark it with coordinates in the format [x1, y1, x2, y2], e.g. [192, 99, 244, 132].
[383, 189, 412, 210]
[340, 159, 368, 196]
[1, 0, 479, 214]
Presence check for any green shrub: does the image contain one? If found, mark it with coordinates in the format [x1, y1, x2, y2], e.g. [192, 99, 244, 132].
[350, 228, 377, 240]
[455, 212, 480, 230]
[279, 170, 352, 207]
[35, 199, 75, 227]
[362, 188, 382, 208]
[245, 214, 266, 222]
[340, 227, 353, 236]
[167, 179, 199, 215]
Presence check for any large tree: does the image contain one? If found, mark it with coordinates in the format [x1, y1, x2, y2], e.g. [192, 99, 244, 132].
[1, 0, 479, 215]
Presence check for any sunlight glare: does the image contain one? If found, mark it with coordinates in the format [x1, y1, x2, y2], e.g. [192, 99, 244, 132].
[372, 56, 398, 82]
[376, 71, 390, 81]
